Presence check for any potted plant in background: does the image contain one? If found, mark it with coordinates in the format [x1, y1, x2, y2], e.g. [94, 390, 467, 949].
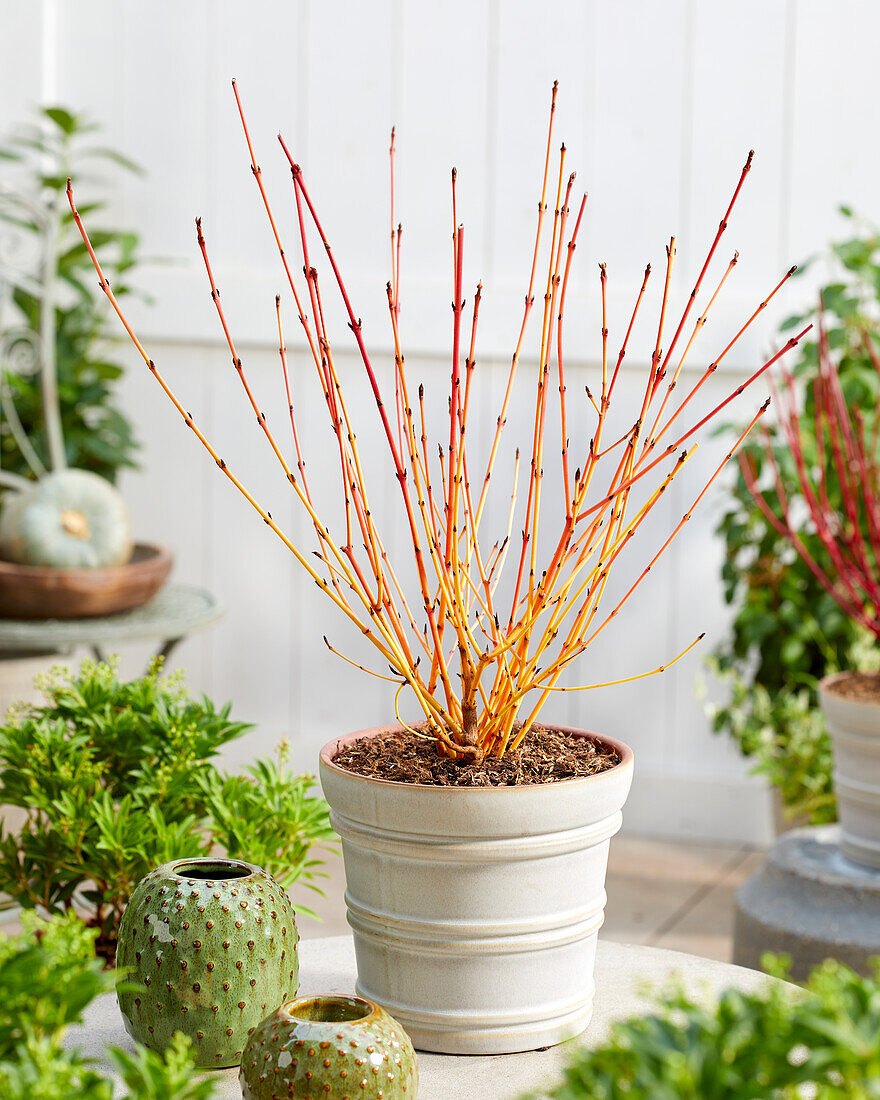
[68, 82, 805, 1053]
[709, 216, 880, 831]
[0, 106, 171, 620]
[740, 314, 880, 868]
[0, 658, 334, 960]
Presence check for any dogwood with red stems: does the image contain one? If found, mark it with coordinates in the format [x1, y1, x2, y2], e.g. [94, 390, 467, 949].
[67, 83, 806, 763]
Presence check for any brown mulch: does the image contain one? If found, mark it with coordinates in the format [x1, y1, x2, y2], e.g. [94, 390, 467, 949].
[331, 726, 620, 787]
[826, 672, 880, 704]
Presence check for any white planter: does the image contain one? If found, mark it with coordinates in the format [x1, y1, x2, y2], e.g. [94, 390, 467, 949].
[319, 723, 633, 1055]
[820, 672, 880, 869]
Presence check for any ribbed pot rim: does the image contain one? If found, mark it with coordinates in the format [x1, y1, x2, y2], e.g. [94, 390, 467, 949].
[819, 670, 880, 710]
[319, 722, 633, 792]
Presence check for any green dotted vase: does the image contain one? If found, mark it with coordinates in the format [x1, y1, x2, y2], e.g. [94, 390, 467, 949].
[240, 995, 419, 1099]
[117, 857, 299, 1069]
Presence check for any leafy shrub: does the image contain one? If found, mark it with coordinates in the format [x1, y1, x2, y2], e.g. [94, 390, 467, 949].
[0, 659, 335, 959]
[0, 910, 218, 1099]
[712, 212, 880, 823]
[528, 956, 880, 1099]
[706, 660, 837, 823]
[0, 105, 143, 481]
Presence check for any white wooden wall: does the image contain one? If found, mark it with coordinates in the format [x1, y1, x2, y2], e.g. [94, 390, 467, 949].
[3, 0, 877, 843]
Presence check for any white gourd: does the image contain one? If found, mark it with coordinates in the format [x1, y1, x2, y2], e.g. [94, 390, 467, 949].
[0, 469, 133, 568]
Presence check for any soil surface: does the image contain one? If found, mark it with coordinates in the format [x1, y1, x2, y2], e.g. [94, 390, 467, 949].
[331, 726, 620, 787]
[826, 672, 880, 704]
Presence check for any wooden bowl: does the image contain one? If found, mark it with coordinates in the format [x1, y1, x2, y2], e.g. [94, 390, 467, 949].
[0, 543, 173, 620]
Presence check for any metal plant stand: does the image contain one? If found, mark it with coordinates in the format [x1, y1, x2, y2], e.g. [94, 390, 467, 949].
[0, 584, 223, 672]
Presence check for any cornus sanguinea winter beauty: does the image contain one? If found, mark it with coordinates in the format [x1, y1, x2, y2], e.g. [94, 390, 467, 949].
[741, 314, 879, 640]
[67, 83, 807, 763]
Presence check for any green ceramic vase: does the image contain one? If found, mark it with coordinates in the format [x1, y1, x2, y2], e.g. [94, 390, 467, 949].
[240, 995, 419, 1099]
[117, 857, 299, 1069]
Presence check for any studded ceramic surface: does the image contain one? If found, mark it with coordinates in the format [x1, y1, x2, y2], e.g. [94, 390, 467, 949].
[240, 995, 418, 1099]
[117, 857, 299, 1069]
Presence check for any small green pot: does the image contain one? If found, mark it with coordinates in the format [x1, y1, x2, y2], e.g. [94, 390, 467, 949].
[240, 995, 419, 1099]
[117, 857, 299, 1069]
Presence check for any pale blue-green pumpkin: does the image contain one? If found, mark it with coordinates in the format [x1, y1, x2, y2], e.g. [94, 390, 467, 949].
[0, 468, 133, 567]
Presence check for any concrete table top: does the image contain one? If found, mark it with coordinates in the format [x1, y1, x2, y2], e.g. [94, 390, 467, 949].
[66, 934, 776, 1099]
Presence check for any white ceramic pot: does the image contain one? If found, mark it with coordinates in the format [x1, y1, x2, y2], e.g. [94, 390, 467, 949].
[820, 672, 880, 869]
[319, 723, 633, 1055]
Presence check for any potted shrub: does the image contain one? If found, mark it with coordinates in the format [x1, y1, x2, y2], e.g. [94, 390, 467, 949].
[0, 107, 169, 618]
[0, 658, 335, 960]
[68, 83, 805, 1052]
[740, 315, 880, 868]
[710, 217, 880, 831]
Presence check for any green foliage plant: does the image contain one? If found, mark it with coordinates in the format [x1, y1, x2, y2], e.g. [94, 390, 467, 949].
[0, 105, 143, 485]
[526, 955, 880, 1099]
[0, 658, 335, 960]
[0, 909, 219, 1100]
[711, 211, 880, 824]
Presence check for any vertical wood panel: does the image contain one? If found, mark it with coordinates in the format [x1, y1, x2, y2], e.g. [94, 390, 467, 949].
[52, 1, 127, 230]
[395, 0, 491, 345]
[206, 1, 307, 277]
[787, 0, 880, 303]
[298, 1, 395, 343]
[489, 0, 594, 299]
[669, 0, 790, 772]
[291, 338, 404, 769]
[0, 1, 46, 126]
[116, 343, 214, 686]
[548, 368, 678, 771]
[205, 347, 297, 771]
[684, 0, 789, 356]
[591, 0, 689, 282]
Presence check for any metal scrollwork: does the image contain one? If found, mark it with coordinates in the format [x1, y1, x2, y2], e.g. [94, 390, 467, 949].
[0, 182, 55, 486]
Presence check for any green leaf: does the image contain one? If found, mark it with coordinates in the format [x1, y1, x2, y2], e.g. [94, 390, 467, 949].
[109, 1034, 218, 1098]
[42, 106, 79, 134]
[80, 146, 145, 176]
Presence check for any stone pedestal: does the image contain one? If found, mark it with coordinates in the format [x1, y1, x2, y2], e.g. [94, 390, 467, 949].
[734, 824, 880, 980]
